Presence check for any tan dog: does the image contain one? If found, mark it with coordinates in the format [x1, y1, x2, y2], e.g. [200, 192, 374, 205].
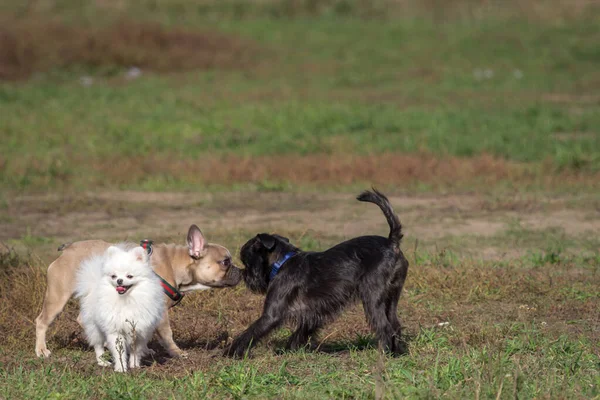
[35, 224, 241, 358]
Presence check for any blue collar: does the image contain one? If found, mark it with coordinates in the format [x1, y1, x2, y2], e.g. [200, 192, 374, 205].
[269, 252, 296, 281]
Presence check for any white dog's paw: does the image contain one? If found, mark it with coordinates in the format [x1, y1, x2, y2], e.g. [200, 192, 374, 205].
[128, 356, 141, 369]
[113, 364, 127, 373]
[97, 358, 111, 367]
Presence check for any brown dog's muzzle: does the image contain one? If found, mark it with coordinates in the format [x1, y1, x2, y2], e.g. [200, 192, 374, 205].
[211, 266, 242, 287]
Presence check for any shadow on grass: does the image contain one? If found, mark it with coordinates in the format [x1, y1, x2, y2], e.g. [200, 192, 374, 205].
[142, 330, 230, 365]
[270, 333, 411, 357]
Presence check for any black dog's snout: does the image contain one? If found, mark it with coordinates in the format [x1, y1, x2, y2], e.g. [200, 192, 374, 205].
[117, 278, 123, 285]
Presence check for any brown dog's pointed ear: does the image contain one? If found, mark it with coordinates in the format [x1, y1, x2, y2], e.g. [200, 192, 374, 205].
[256, 233, 276, 250]
[187, 224, 206, 259]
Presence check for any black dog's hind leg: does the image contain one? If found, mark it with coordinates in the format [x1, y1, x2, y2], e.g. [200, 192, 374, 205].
[385, 293, 401, 333]
[384, 284, 407, 355]
[385, 261, 409, 355]
[286, 319, 323, 351]
[360, 282, 399, 355]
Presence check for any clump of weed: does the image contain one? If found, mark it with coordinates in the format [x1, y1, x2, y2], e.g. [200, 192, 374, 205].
[0, 247, 46, 350]
[0, 19, 258, 80]
[0, 245, 22, 277]
[528, 247, 564, 267]
[415, 247, 459, 269]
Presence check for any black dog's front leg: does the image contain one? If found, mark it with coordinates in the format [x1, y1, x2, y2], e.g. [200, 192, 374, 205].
[225, 285, 292, 358]
[286, 320, 322, 351]
[224, 314, 282, 358]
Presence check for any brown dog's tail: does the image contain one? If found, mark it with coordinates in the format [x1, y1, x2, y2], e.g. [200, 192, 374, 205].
[57, 242, 72, 251]
[357, 188, 403, 248]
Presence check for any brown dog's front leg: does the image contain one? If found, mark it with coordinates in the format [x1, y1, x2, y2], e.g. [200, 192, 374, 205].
[156, 311, 186, 358]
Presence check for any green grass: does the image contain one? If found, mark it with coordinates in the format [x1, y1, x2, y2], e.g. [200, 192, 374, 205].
[3, 83, 598, 159]
[2, 329, 599, 399]
[1, 2, 599, 397]
[1, 224, 599, 398]
[1, 1, 600, 191]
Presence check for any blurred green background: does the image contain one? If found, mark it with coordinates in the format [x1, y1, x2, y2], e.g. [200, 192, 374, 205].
[1, 0, 599, 191]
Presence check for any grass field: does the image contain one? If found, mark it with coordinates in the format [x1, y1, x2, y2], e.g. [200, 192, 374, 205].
[1, 0, 599, 399]
[1, 0, 600, 192]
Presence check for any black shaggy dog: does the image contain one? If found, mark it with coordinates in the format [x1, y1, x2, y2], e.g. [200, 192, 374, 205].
[224, 189, 409, 358]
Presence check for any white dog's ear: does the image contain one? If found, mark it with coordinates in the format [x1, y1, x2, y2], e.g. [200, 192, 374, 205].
[106, 246, 122, 257]
[130, 246, 148, 263]
[187, 224, 206, 259]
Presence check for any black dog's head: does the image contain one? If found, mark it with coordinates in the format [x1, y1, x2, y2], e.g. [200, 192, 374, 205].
[239, 233, 299, 295]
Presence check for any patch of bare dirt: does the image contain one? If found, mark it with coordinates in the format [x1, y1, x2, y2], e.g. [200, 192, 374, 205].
[552, 132, 598, 142]
[2, 191, 599, 263]
[543, 93, 600, 105]
[520, 209, 600, 235]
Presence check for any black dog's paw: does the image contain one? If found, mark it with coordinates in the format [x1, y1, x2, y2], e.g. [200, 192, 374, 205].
[284, 340, 315, 353]
[223, 344, 249, 359]
[393, 340, 409, 357]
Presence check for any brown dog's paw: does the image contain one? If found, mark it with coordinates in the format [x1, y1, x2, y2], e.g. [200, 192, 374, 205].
[35, 346, 52, 358]
[167, 347, 188, 358]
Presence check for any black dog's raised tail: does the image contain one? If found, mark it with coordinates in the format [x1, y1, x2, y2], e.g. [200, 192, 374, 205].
[357, 188, 403, 246]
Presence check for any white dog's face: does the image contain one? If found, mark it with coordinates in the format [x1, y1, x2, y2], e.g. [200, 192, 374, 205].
[102, 246, 154, 295]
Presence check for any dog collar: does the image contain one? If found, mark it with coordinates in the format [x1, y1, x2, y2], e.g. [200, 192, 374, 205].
[155, 274, 185, 307]
[140, 239, 184, 307]
[140, 239, 153, 256]
[269, 252, 297, 281]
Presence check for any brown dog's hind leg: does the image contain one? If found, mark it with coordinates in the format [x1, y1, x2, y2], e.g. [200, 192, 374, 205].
[156, 311, 186, 358]
[35, 269, 74, 358]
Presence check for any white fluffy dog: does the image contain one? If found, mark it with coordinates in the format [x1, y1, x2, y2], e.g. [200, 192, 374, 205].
[75, 244, 165, 372]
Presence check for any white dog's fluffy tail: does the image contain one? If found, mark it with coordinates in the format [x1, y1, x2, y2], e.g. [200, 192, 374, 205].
[75, 253, 104, 300]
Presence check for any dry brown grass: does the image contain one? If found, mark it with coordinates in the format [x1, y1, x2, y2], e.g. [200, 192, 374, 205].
[90, 152, 600, 189]
[1, 244, 598, 374]
[0, 18, 258, 81]
[0, 248, 47, 350]
[6, 152, 597, 192]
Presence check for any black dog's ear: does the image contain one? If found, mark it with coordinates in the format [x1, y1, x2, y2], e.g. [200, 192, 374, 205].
[256, 234, 276, 250]
[273, 234, 290, 243]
